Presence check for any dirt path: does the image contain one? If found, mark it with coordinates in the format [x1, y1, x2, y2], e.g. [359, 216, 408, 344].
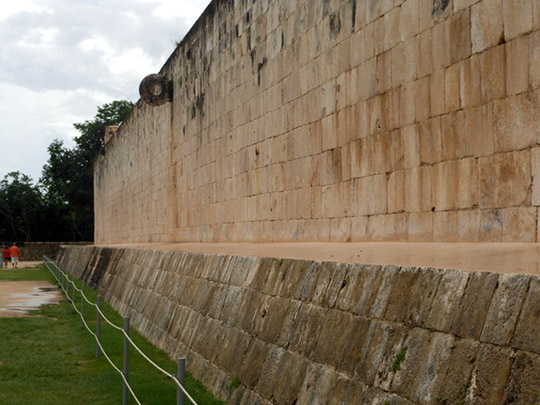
[0, 281, 62, 317]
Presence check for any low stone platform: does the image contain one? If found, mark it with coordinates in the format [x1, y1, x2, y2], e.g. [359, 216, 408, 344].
[97, 242, 540, 275]
[59, 244, 540, 404]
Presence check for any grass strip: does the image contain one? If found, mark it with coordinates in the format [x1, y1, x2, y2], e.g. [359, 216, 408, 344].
[0, 264, 224, 405]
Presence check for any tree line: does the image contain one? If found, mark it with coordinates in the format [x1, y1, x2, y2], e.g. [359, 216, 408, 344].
[0, 100, 134, 242]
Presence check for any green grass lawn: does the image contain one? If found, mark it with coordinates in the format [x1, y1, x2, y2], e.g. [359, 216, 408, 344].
[0, 263, 224, 405]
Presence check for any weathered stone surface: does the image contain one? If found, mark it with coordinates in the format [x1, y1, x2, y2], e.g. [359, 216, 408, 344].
[311, 309, 355, 367]
[471, 0, 503, 54]
[384, 266, 441, 327]
[256, 347, 309, 404]
[437, 338, 480, 404]
[502, 0, 533, 41]
[503, 351, 540, 405]
[424, 269, 469, 332]
[478, 150, 531, 209]
[466, 344, 513, 405]
[481, 274, 530, 345]
[276, 303, 326, 358]
[61, 237, 540, 402]
[356, 320, 409, 387]
[451, 271, 499, 339]
[512, 277, 540, 353]
[493, 91, 540, 153]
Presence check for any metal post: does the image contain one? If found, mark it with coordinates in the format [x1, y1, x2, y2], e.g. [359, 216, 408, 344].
[123, 317, 130, 405]
[177, 358, 185, 405]
[81, 283, 85, 327]
[96, 295, 101, 359]
[72, 276, 76, 306]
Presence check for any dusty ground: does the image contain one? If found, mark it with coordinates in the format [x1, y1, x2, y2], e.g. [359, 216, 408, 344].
[1, 261, 43, 269]
[99, 242, 540, 275]
[0, 281, 62, 317]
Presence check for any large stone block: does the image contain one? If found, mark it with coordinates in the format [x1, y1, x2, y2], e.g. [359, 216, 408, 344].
[503, 0, 533, 41]
[480, 44, 505, 103]
[355, 320, 409, 386]
[493, 91, 540, 153]
[480, 274, 531, 345]
[467, 344, 513, 405]
[512, 277, 540, 354]
[256, 347, 309, 405]
[478, 150, 531, 209]
[471, 0, 503, 53]
[501, 207, 536, 242]
[353, 174, 388, 216]
[505, 35, 529, 96]
[450, 9, 472, 63]
[276, 302, 326, 358]
[503, 351, 540, 405]
[424, 269, 469, 332]
[384, 266, 442, 327]
[437, 338, 480, 403]
[312, 309, 356, 368]
[451, 271, 499, 339]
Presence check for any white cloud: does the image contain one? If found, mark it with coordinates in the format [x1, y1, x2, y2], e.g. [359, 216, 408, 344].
[0, 0, 53, 21]
[0, 0, 211, 181]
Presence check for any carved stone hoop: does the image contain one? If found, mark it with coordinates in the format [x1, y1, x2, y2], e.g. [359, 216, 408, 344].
[139, 73, 172, 106]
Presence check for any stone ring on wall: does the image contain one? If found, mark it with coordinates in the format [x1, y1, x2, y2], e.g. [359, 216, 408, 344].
[139, 73, 172, 106]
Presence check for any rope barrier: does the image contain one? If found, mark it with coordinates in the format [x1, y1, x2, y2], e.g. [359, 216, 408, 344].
[43, 256, 197, 405]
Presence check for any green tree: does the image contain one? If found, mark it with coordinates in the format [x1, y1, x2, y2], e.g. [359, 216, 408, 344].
[0, 172, 43, 242]
[41, 100, 134, 241]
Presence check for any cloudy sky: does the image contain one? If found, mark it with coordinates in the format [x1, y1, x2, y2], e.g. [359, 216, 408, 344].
[0, 0, 211, 183]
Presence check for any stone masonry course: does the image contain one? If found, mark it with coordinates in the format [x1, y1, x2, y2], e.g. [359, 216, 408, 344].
[94, 0, 540, 244]
[59, 245, 540, 404]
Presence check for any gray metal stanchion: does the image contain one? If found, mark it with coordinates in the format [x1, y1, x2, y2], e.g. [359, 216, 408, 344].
[81, 283, 85, 327]
[177, 358, 185, 405]
[96, 295, 101, 359]
[72, 275, 76, 306]
[123, 317, 130, 405]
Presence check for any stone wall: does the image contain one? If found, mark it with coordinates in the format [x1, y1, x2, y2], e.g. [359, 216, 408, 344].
[58, 245, 540, 404]
[95, 0, 540, 244]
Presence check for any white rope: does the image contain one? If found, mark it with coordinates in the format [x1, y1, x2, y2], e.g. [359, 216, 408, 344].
[43, 257, 198, 405]
[73, 300, 142, 405]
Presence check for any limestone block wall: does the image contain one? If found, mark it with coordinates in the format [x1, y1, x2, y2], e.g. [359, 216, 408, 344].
[95, 0, 540, 243]
[58, 245, 540, 404]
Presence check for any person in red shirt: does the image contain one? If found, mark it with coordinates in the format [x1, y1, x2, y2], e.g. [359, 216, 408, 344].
[9, 243, 20, 269]
[2, 246, 10, 269]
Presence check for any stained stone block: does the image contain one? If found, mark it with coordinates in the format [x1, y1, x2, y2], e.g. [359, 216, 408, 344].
[502, 0, 533, 41]
[501, 207, 536, 242]
[451, 271, 499, 339]
[256, 347, 309, 405]
[276, 303, 326, 358]
[239, 338, 271, 388]
[311, 309, 355, 367]
[471, 0, 503, 53]
[493, 90, 540, 153]
[296, 363, 340, 405]
[390, 328, 430, 399]
[511, 277, 540, 354]
[338, 315, 371, 374]
[480, 274, 531, 345]
[467, 344, 513, 405]
[478, 150, 531, 209]
[384, 266, 441, 327]
[480, 44, 505, 103]
[437, 338, 480, 403]
[505, 36, 529, 96]
[424, 269, 469, 332]
[355, 320, 409, 386]
[502, 351, 540, 405]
